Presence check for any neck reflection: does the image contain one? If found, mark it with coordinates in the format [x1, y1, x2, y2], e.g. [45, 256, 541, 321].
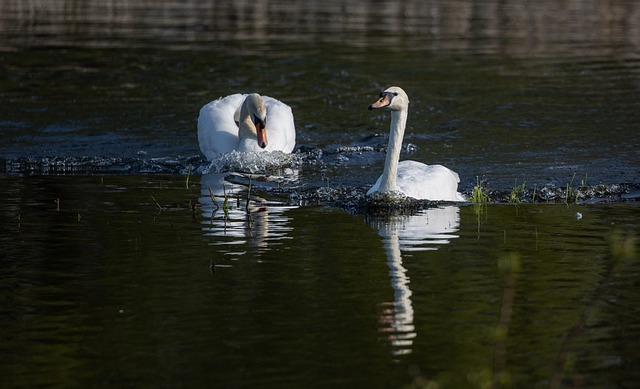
[372, 205, 460, 356]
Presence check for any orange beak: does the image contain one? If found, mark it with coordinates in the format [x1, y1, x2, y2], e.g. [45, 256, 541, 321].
[256, 121, 268, 149]
[368, 93, 392, 110]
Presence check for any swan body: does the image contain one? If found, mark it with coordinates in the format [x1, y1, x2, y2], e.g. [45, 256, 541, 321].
[198, 93, 296, 160]
[367, 86, 465, 202]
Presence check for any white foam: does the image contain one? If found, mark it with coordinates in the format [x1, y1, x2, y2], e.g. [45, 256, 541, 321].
[197, 150, 302, 175]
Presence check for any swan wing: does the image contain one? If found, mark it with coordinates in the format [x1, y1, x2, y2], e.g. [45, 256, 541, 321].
[367, 160, 464, 201]
[396, 160, 465, 201]
[197, 94, 245, 160]
[263, 96, 296, 153]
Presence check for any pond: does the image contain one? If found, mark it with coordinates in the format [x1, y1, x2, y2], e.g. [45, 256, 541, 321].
[1, 1, 639, 388]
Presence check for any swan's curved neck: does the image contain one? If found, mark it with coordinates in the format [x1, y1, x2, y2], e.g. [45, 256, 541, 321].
[378, 108, 408, 193]
[238, 102, 255, 139]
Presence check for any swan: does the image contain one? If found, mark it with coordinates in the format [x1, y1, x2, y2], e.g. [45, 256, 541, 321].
[198, 93, 296, 160]
[367, 86, 465, 201]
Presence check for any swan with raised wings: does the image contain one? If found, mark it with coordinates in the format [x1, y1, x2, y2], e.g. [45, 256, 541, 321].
[367, 86, 465, 201]
[198, 93, 296, 160]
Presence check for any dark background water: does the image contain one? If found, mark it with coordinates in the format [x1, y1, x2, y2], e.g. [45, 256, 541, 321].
[1, 0, 639, 191]
[1, 1, 640, 388]
[1, 175, 639, 388]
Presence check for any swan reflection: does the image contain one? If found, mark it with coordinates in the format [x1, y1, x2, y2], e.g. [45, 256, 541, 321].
[199, 173, 296, 259]
[370, 205, 460, 356]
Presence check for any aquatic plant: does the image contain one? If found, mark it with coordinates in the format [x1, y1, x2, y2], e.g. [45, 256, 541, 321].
[472, 177, 490, 203]
[581, 173, 588, 188]
[565, 173, 579, 204]
[150, 193, 162, 210]
[222, 184, 230, 219]
[208, 188, 219, 211]
[185, 166, 191, 189]
[245, 176, 253, 212]
[509, 180, 526, 203]
[265, 172, 637, 209]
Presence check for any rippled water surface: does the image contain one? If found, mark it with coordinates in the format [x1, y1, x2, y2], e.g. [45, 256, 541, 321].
[1, 175, 639, 388]
[2, 0, 639, 189]
[1, 1, 640, 388]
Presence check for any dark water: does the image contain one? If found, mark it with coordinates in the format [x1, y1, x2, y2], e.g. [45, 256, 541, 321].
[1, 1, 640, 388]
[1, 175, 639, 388]
[2, 0, 639, 190]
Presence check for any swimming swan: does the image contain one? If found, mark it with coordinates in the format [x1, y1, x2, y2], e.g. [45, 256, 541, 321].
[367, 86, 465, 201]
[198, 93, 296, 160]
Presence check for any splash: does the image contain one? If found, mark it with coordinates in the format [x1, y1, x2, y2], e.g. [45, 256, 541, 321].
[197, 150, 302, 175]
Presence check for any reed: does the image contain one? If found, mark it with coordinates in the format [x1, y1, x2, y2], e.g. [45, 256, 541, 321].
[565, 173, 578, 204]
[185, 166, 191, 189]
[222, 184, 230, 219]
[472, 176, 490, 203]
[150, 194, 162, 210]
[208, 188, 219, 211]
[509, 180, 525, 203]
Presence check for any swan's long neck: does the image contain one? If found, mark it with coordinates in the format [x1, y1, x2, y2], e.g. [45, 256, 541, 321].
[378, 108, 408, 193]
[237, 103, 255, 142]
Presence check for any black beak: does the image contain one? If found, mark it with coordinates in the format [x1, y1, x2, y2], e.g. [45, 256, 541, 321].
[253, 114, 266, 129]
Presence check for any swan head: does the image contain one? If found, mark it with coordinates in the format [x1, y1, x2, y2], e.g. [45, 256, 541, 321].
[243, 93, 268, 149]
[368, 86, 409, 111]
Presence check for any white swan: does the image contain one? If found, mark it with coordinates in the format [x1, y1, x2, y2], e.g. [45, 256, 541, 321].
[367, 86, 465, 201]
[198, 93, 296, 160]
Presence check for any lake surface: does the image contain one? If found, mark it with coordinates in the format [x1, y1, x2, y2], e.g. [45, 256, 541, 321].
[1, 1, 639, 388]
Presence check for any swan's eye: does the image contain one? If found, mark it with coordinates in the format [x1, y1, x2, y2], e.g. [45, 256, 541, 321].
[252, 114, 266, 129]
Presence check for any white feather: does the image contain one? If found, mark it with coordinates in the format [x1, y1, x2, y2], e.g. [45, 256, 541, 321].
[368, 86, 465, 201]
[198, 93, 296, 160]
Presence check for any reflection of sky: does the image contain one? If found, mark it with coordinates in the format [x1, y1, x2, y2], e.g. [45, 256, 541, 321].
[199, 174, 296, 259]
[373, 206, 460, 356]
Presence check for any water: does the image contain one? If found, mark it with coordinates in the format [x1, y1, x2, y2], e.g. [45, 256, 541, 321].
[1, 1, 640, 388]
[2, 0, 639, 190]
[1, 175, 639, 388]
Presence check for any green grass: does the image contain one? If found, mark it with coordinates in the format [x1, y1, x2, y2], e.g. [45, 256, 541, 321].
[472, 177, 490, 203]
[509, 180, 526, 203]
[565, 173, 580, 204]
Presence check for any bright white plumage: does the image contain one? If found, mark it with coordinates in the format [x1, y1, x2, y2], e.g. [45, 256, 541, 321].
[367, 86, 465, 202]
[368, 160, 464, 201]
[197, 93, 296, 160]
